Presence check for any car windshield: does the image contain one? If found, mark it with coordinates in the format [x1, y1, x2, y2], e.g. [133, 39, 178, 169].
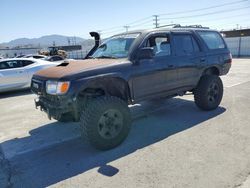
[91, 33, 140, 59]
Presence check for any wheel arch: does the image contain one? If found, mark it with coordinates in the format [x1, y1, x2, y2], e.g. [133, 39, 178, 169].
[77, 76, 132, 104]
[202, 66, 220, 76]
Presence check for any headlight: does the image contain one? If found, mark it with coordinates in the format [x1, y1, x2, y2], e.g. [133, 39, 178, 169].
[46, 80, 70, 95]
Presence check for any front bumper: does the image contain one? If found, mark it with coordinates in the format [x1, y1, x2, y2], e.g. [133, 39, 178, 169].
[34, 95, 76, 120]
[31, 77, 78, 120]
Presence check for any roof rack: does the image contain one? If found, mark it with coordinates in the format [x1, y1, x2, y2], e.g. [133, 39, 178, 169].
[156, 24, 209, 29]
[173, 24, 209, 29]
[157, 24, 180, 28]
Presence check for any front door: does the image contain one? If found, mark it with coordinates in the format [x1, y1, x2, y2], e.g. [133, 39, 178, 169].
[0, 60, 28, 91]
[131, 33, 178, 101]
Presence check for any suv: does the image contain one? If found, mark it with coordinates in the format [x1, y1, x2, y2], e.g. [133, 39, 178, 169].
[31, 25, 231, 150]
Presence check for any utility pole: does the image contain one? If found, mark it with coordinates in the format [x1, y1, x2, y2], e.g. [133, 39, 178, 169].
[124, 25, 130, 33]
[153, 15, 159, 28]
[67, 38, 70, 45]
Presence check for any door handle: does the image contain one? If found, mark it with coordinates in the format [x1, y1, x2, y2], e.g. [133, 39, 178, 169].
[16, 70, 24, 73]
[200, 58, 206, 63]
[168, 64, 174, 68]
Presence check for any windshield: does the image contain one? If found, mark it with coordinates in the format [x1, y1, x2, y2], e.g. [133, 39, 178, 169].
[91, 33, 140, 59]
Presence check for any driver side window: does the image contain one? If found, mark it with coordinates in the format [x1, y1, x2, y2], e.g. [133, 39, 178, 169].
[146, 35, 171, 57]
[0, 60, 22, 69]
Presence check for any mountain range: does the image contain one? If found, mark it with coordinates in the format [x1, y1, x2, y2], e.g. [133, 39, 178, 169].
[0, 35, 89, 48]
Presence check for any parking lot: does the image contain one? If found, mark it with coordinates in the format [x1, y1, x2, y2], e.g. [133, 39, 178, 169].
[0, 58, 250, 188]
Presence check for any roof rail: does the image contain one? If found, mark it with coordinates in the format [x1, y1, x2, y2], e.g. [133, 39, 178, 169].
[157, 24, 180, 28]
[173, 24, 209, 29]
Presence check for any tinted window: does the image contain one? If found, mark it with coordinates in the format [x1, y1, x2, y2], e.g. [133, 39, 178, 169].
[197, 31, 225, 49]
[52, 56, 63, 61]
[0, 61, 10, 69]
[146, 35, 171, 56]
[22, 60, 34, 66]
[192, 37, 200, 52]
[173, 35, 196, 56]
[33, 56, 44, 59]
[0, 60, 22, 69]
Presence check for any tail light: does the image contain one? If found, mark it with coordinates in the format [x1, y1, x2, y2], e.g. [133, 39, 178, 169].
[228, 53, 232, 63]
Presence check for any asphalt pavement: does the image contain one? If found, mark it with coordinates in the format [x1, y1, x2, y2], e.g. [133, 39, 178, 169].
[0, 58, 250, 188]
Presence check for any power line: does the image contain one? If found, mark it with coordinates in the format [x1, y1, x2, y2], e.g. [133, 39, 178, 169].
[129, 19, 152, 28]
[98, 16, 152, 32]
[159, 0, 248, 16]
[98, 0, 249, 37]
[160, 13, 250, 26]
[126, 16, 152, 26]
[160, 5, 250, 20]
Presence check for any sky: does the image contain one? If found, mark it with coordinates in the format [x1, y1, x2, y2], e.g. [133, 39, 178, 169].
[0, 0, 250, 43]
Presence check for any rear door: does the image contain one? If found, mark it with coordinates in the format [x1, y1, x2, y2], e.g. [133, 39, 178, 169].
[171, 32, 205, 88]
[0, 60, 29, 91]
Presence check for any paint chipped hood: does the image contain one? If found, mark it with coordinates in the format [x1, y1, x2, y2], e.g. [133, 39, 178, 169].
[34, 58, 126, 80]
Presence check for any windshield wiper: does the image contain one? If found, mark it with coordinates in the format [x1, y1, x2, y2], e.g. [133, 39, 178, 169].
[96, 55, 117, 59]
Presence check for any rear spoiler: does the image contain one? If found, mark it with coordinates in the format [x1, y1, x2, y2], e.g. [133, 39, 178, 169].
[85, 32, 100, 59]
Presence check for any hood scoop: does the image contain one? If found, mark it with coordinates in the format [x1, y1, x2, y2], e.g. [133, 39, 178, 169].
[57, 62, 69, 67]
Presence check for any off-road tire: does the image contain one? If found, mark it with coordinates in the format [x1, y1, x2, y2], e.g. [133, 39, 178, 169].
[54, 112, 74, 122]
[194, 75, 223, 111]
[80, 96, 131, 150]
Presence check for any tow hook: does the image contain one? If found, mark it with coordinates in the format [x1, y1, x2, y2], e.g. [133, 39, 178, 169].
[34, 98, 41, 109]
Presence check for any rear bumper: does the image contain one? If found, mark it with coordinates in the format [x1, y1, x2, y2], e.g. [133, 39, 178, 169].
[221, 63, 231, 75]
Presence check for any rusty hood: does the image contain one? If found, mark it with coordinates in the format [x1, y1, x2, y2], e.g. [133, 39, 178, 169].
[35, 58, 125, 79]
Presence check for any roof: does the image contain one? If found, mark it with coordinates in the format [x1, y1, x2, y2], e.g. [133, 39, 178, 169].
[112, 25, 215, 37]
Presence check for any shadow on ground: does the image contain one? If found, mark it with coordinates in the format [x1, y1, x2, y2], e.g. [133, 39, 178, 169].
[0, 89, 32, 99]
[0, 98, 226, 188]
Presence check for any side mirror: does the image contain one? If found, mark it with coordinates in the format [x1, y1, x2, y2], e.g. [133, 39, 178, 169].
[137, 47, 154, 60]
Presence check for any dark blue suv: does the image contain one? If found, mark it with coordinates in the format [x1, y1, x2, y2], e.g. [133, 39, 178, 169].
[31, 25, 232, 150]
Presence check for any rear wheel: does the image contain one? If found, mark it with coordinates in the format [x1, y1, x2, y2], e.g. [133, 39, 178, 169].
[194, 75, 223, 111]
[80, 96, 131, 150]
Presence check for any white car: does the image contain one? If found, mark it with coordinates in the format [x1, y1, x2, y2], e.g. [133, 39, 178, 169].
[23, 54, 46, 59]
[0, 58, 61, 92]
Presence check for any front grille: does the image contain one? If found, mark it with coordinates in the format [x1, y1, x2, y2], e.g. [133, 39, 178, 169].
[31, 79, 44, 95]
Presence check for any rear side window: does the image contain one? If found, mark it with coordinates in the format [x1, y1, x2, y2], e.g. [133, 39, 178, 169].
[33, 56, 43, 59]
[197, 31, 225, 49]
[173, 34, 200, 56]
[22, 60, 34, 66]
[52, 56, 63, 61]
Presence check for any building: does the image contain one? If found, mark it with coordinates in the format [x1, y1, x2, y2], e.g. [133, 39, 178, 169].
[221, 28, 250, 57]
[0, 47, 41, 58]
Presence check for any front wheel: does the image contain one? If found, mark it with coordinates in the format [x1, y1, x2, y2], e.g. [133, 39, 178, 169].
[194, 75, 223, 111]
[79, 96, 131, 150]
[54, 112, 74, 122]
